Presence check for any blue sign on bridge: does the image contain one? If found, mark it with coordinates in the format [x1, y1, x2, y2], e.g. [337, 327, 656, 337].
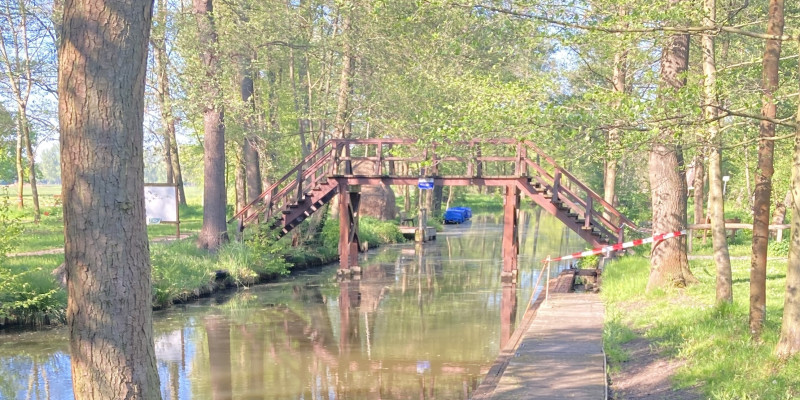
[417, 178, 435, 190]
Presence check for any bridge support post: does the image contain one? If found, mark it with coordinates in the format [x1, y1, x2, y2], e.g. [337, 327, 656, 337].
[338, 181, 361, 275]
[502, 185, 520, 282]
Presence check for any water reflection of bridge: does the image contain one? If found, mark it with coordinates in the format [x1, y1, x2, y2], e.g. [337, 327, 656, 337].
[154, 243, 525, 399]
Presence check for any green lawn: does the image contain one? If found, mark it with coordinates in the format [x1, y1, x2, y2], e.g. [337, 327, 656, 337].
[5, 184, 204, 253]
[602, 256, 800, 399]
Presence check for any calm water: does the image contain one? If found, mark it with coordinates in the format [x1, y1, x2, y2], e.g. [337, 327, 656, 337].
[0, 210, 583, 400]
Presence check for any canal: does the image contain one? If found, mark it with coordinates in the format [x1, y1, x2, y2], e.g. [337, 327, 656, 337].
[0, 210, 584, 399]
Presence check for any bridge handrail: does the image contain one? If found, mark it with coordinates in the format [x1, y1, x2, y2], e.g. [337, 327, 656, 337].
[229, 139, 337, 223]
[522, 140, 637, 230]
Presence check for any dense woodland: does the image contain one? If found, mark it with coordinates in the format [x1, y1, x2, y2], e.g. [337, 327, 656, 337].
[1, 0, 800, 397]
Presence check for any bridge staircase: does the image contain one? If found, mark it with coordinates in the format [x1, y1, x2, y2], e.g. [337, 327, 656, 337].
[230, 139, 636, 274]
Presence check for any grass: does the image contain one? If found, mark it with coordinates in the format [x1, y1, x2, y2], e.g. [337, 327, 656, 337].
[2, 203, 406, 323]
[4, 185, 204, 254]
[602, 255, 800, 399]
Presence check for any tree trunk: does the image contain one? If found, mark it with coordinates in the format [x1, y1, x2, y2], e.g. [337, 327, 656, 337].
[692, 153, 705, 224]
[239, 55, 262, 204]
[776, 52, 800, 357]
[772, 190, 790, 240]
[647, 21, 696, 291]
[334, 4, 354, 139]
[603, 7, 627, 226]
[15, 124, 23, 208]
[153, 0, 186, 205]
[750, 0, 784, 338]
[234, 154, 246, 214]
[702, 0, 732, 303]
[195, 0, 228, 251]
[58, 0, 161, 397]
[21, 115, 39, 222]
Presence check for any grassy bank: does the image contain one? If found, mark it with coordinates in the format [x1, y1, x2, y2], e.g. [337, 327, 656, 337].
[1, 215, 404, 327]
[602, 255, 800, 399]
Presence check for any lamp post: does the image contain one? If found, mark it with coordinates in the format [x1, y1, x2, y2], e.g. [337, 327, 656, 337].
[722, 175, 730, 196]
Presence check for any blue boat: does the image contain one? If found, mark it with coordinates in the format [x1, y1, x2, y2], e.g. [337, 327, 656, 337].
[450, 207, 472, 220]
[443, 207, 472, 224]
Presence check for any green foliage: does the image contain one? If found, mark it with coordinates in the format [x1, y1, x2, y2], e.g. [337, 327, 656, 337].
[767, 240, 789, 258]
[0, 188, 22, 256]
[577, 252, 600, 269]
[322, 216, 405, 251]
[602, 256, 800, 398]
[0, 255, 65, 325]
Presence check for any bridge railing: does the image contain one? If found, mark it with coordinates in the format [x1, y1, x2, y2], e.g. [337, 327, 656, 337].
[522, 141, 637, 233]
[230, 140, 338, 225]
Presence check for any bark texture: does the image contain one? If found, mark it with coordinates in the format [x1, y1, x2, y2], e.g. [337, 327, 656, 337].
[750, 0, 784, 338]
[776, 50, 800, 358]
[195, 0, 229, 250]
[58, 0, 161, 397]
[647, 26, 696, 291]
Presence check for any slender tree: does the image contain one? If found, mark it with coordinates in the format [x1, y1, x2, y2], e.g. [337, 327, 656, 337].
[195, 0, 229, 251]
[58, 0, 161, 397]
[750, 0, 784, 338]
[701, 0, 732, 303]
[776, 47, 800, 358]
[0, 0, 42, 220]
[152, 0, 186, 205]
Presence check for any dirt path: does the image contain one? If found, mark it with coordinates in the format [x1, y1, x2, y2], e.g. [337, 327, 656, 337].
[6, 233, 195, 257]
[608, 336, 702, 400]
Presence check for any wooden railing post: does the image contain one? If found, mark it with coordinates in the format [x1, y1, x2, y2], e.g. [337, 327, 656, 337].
[519, 144, 528, 176]
[377, 141, 383, 175]
[476, 143, 483, 177]
[333, 142, 341, 175]
[296, 167, 304, 203]
[584, 195, 593, 230]
[345, 142, 353, 174]
[552, 169, 561, 204]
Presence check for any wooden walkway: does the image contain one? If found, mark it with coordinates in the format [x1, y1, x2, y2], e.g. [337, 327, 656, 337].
[482, 292, 607, 399]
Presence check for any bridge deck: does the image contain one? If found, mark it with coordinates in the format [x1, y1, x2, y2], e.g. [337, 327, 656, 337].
[487, 292, 606, 399]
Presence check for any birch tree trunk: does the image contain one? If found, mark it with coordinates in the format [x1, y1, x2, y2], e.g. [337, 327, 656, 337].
[750, 0, 784, 338]
[58, 0, 161, 397]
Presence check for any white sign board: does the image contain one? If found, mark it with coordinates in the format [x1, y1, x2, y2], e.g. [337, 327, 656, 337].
[145, 185, 178, 223]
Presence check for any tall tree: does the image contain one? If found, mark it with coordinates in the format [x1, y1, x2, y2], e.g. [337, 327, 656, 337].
[0, 0, 42, 220]
[603, 5, 627, 225]
[701, 0, 732, 303]
[195, 0, 229, 251]
[776, 48, 800, 358]
[334, 0, 355, 139]
[647, 1, 697, 290]
[750, 0, 784, 338]
[58, 0, 161, 397]
[151, 0, 187, 205]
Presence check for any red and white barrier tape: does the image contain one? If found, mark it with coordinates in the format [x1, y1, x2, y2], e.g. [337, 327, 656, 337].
[549, 230, 687, 262]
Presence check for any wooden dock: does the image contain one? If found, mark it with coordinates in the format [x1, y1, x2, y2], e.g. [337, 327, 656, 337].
[476, 291, 607, 399]
[399, 226, 436, 241]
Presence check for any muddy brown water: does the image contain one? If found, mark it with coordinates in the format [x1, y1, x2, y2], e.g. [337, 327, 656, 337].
[0, 211, 584, 399]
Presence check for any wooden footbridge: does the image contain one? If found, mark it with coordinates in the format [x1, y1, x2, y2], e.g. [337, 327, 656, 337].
[230, 138, 636, 277]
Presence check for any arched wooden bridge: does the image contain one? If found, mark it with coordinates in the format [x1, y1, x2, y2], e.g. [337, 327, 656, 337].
[230, 138, 636, 277]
